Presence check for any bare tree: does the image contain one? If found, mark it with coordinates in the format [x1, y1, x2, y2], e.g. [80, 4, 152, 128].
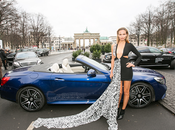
[166, 0, 175, 46]
[18, 11, 30, 47]
[0, 0, 19, 47]
[46, 25, 53, 50]
[129, 15, 142, 46]
[29, 13, 48, 48]
[154, 2, 171, 48]
[141, 6, 156, 46]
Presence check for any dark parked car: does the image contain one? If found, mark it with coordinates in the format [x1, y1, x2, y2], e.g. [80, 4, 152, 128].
[6, 52, 16, 66]
[0, 55, 167, 111]
[28, 48, 37, 53]
[12, 51, 43, 69]
[160, 48, 175, 55]
[36, 48, 49, 56]
[103, 46, 175, 69]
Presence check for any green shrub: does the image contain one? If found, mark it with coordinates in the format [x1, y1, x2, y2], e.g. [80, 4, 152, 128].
[77, 50, 82, 55]
[94, 44, 101, 51]
[104, 43, 111, 53]
[83, 52, 90, 57]
[72, 51, 78, 58]
[72, 50, 82, 58]
[90, 44, 101, 53]
[92, 50, 101, 59]
[101, 45, 105, 53]
[90, 45, 95, 53]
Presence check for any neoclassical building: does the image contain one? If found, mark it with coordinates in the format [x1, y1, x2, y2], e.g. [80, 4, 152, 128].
[74, 28, 100, 49]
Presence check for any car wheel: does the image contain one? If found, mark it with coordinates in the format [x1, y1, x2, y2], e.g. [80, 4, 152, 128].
[18, 86, 45, 112]
[170, 59, 175, 69]
[128, 82, 153, 108]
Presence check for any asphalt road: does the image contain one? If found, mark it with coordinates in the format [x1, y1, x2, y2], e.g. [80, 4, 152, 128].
[0, 52, 175, 130]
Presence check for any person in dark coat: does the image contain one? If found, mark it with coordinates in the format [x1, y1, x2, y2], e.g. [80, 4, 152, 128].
[0, 58, 2, 77]
[0, 49, 7, 70]
[0, 58, 2, 84]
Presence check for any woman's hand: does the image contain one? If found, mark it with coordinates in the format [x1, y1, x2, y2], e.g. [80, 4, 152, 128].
[110, 73, 113, 79]
[126, 62, 135, 68]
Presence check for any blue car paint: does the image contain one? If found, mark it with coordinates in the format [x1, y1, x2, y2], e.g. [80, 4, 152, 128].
[0, 55, 167, 106]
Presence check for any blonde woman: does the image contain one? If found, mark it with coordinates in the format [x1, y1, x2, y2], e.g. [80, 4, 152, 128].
[32, 27, 141, 130]
[110, 27, 141, 120]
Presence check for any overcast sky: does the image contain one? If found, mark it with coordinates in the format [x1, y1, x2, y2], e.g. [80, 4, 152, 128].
[15, 0, 168, 37]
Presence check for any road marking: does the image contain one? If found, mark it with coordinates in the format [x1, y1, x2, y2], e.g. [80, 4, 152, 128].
[27, 121, 34, 130]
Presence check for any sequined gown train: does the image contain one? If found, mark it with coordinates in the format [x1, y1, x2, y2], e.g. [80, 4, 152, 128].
[33, 59, 121, 130]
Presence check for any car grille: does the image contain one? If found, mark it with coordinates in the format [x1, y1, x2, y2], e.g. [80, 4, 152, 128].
[21, 62, 37, 66]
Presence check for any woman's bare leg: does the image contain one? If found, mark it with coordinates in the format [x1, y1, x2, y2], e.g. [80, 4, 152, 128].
[122, 81, 131, 109]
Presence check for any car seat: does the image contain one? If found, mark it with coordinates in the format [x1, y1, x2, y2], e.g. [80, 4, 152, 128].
[49, 63, 63, 73]
[62, 59, 74, 73]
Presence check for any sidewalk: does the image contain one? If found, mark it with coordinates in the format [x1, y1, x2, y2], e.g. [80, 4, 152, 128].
[156, 71, 175, 114]
[50, 50, 74, 55]
[1, 50, 175, 114]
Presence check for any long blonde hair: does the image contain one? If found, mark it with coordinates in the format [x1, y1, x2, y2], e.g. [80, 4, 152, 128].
[116, 27, 130, 44]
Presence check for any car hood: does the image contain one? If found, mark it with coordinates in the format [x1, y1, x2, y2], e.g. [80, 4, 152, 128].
[14, 57, 40, 63]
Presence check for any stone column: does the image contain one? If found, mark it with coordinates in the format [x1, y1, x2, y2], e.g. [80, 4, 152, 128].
[67, 43, 68, 50]
[74, 38, 76, 48]
[98, 38, 100, 45]
[89, 38, 91, 46]
[93, 38, 95, 45]
[79, 38, 81, 49]
[83, 38, 85, 48]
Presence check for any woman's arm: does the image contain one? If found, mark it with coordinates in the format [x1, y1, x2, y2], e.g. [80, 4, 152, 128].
[131, 43, 142, 66]
[110, 44, 115, 78]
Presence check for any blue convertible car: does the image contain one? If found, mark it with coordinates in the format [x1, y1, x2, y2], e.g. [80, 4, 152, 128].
[0, 55, 167, 111]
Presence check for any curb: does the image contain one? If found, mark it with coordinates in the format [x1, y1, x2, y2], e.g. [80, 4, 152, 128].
[50, 50, 74, 55]
[159, 100, 175, 114]
[155, 70, 175, 115]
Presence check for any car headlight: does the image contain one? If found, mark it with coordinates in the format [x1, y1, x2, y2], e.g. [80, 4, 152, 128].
[13, 62, 20, 67]
[37, 59, 43, 64]
[105, 55, 111, 59]
[154, 77, 166, 84]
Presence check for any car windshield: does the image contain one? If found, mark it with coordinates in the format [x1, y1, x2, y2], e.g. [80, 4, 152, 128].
[16, 52, 37, 59]
[22, 49, 29, 52]
[28, 48, 36, 51]
[81, 56, 109, 71]
[149, 47, 162, 53]
[137, 47, 150, 53]
[36, 49, 43, 51]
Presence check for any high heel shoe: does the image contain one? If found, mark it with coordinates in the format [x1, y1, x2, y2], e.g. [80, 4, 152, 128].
[117, 109, 125, 120]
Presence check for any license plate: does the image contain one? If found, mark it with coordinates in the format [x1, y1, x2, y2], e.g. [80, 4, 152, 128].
[155, 58, 164, 63]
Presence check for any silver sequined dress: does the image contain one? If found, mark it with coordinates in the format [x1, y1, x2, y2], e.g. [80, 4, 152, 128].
[33, 59, 121, 130]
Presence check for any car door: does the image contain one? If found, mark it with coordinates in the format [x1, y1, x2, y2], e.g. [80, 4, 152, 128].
[49, 71, 109, 103]
[137, 47, 155, 65]
[148, 47, 163, 65]
[148, 47, 171, 65]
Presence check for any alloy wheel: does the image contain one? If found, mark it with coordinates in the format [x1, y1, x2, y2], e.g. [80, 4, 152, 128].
[129, 83, 152, 108]
[18, 87, 45, 111]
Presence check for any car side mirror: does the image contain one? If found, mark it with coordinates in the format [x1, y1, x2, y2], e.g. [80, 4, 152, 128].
[87, 69, 96, 77]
